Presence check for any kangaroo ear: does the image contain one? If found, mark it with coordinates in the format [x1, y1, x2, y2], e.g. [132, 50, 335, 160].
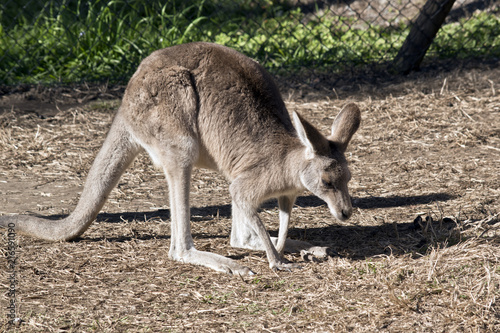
[293, 111, 328, 158]
[328, 103, 361, 152]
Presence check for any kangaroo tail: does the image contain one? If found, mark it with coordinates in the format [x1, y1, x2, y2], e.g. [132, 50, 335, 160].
[0, 113, 141, 241]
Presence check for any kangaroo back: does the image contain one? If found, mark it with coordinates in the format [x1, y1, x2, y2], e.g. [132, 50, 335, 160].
[119, 42, 296, 180]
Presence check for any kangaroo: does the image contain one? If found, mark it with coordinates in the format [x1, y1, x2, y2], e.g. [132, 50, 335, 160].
[0, 42, 361, 275]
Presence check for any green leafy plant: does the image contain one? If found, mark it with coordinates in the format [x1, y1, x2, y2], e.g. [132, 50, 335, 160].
[0, 0, 497, 84]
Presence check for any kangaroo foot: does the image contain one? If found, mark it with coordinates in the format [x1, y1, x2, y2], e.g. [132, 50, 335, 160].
[300, 246, 339, 262]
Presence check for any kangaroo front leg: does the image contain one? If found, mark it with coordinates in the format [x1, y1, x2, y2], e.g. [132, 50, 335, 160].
[235, 201, 300, 271]
[230, 199, 290, 255]
[231, 195, 335, 263]
[275, 195, 296, 255]
[230, 195, 296, 255]
[230, 200, 264, 251]
[230, 181, 299, 271]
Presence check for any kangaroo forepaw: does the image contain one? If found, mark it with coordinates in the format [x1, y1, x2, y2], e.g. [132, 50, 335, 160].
[271, 261, 302, 272]
[222, 264, 256, 276]
[300, 246, 339, 262]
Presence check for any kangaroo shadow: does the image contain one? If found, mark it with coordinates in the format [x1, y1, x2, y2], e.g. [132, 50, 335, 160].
[283, 216, 460, 260]
[81, 192, 453, 223]
[50, 192, 456, 257]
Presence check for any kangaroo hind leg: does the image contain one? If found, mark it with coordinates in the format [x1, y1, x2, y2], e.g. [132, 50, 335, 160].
[125, 65, 254, 275]
[151, 144, 254, 275]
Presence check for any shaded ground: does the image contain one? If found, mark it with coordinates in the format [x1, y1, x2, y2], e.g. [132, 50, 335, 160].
[0, 84, 124, 118]
[0, 60, 499, 332]
[295, 0, 499, 27]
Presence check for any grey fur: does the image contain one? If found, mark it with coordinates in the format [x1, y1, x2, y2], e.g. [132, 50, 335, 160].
[0, 42, 361, 275]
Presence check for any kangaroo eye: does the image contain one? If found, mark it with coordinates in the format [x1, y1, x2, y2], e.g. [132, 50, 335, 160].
[322, 179, 334, 189]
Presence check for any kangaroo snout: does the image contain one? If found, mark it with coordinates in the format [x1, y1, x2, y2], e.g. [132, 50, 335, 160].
[341, 207, 352, 220]
[322, 188, 353, 222]
[328, 200, 353, 222]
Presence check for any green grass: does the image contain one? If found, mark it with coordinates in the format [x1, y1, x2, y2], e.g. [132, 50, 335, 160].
[431, 12, 500, 58]
[0, 0, 498, 84]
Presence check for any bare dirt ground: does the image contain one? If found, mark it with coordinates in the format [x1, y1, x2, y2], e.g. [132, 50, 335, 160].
[0, 60, 499, 332]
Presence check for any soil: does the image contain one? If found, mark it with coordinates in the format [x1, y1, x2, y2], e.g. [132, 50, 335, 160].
[0, 59, 499, 332]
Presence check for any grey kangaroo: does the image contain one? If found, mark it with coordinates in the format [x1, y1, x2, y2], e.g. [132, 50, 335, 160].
[0, 42, 361, 275]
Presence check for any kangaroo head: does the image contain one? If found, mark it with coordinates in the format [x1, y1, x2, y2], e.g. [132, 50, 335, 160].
[293, 103, 361, 222]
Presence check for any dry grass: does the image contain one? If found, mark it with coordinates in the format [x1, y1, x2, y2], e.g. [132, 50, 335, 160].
[0, 63, 499, 332]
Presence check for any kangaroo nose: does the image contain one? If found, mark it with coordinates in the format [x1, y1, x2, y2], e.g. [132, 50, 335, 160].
[341, 208, 352, 220]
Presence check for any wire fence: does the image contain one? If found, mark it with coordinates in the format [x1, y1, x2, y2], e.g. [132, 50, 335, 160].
[0, 0, 498, 85]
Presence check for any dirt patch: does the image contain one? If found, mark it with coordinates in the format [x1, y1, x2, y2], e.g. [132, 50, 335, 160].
[0, 63, 499, 331]
[0, 84, 125, 118]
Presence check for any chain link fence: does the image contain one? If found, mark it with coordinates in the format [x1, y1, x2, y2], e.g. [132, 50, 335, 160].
[0, 0, 498, 85]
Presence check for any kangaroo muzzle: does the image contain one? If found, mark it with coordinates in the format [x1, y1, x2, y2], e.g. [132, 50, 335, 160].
[325, 191, 352, 222]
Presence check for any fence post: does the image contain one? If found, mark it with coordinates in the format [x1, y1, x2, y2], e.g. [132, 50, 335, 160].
[392, 0, 456, 74]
